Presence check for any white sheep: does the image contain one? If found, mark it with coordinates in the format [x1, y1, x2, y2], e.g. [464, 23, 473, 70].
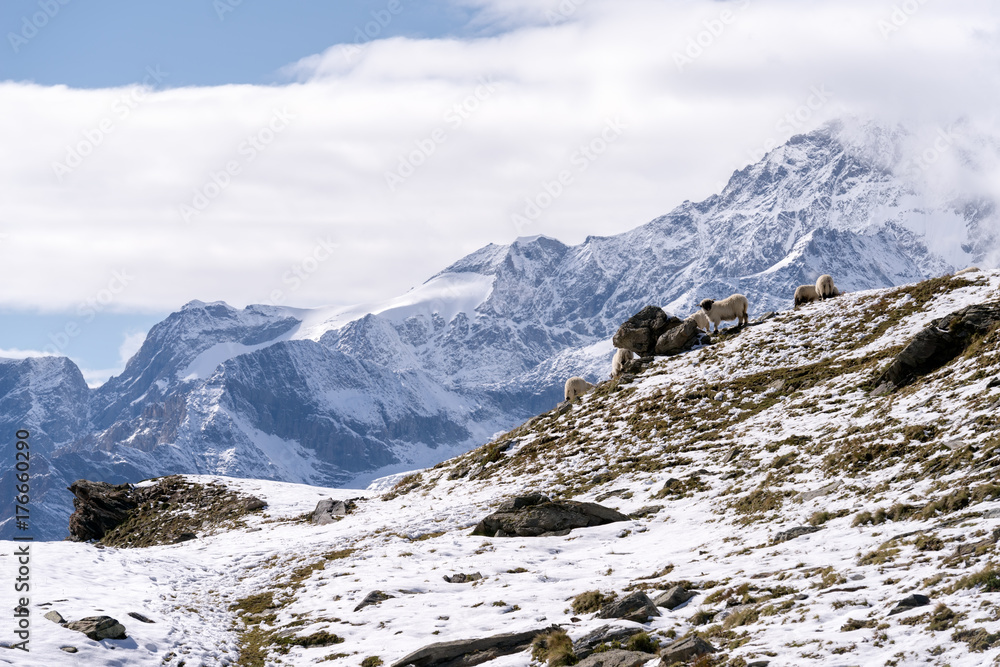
[955, 266, 980, 276]
[816, 274, 838, 300]
[611, 348, 635, 378]
[689, 310, 710, 332]
[564, 376, 594, 401]
[699, 294, 749, 333]
[794, 284, 819, 308]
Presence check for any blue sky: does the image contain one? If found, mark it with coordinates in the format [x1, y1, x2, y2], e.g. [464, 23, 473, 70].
[1, 0, 477, 87]
[1, 0, 997, 384]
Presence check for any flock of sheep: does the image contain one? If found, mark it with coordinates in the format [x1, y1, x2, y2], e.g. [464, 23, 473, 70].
[563, 273, 842, 401]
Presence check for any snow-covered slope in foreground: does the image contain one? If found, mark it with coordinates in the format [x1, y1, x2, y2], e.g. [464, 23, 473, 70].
[4, 270, 1000, 666]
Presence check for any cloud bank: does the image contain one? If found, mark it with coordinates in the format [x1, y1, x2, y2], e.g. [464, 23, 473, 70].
[1, 0, 998, 313]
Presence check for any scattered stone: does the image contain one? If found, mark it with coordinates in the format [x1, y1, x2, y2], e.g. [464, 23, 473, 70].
[628, 505, 664, 519]
[772, 526, 823, 543]
[942, 439, 965, 451]
[60, 647, 79, 653]
[572, 626, 640, 660]
[888, 594, 931, 616]
[715, 604, 751, 622]
[722, 447, 741, 464]
[243, 496, 267, 511]
[576, 650, 653, 667]
[653, 586, 695, 610]
[173, 532, 197, 543]
[595, 489, 626, 502]
[849, 574, 865, 581]
[471, 495, 630, 538]
[391, 626, 558, 667]
[313, 498, 357, 525]
[64, 616, 128, 641]
[613, 306, 683, 357]
[354, 590, 395, 612]
[988, 376, 1000, 389]
[766, 379, 784, 391]
[873, 301, 1000, 391]
[596, 591, 660, 623]
[443, 573, 482, 584]
[983, 508, 1000, 519]
[44, 611, 66, 624]
[794, 594, 809, 600]
[658, 635, 717, 664]
[127, 612, 155, 623]
[747, 661, 770, 667]
[795, 480, 841, 503]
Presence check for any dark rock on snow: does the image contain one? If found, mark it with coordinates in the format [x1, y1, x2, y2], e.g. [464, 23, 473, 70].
[313, 498, 357, 525]
[354, 590, 395, 612]
[874, 301, 1000, 391]
[596, 591, 660, 623]
[772, 526, 823, 543]
[658, 635, 717, 664]
[572, 626, 642, 660]
[63, 616, 128, 641]
[391, 626, 558, 667]
[470, 494, 630, 538]
[576, 650, 654, 667]
[888, 594, 931, 616]
[443, 572, 483, 584]
[653, 585, 696, 610]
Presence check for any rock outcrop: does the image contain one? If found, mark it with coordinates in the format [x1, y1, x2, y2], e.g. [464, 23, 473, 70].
[67, 476, 266, 546]
[874, 301, 1000, 391]
[470, 494, 630, 538]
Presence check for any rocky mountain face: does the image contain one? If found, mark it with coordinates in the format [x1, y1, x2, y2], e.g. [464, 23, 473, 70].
[2, 121, 996, 540]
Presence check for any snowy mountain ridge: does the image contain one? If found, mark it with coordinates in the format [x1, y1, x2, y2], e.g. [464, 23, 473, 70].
[1, 120, 998, 540]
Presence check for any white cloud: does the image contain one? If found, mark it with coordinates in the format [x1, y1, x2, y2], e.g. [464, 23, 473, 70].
[0, 348, 54, 359]
[0, 0, 998, 314]
[118, 330, 147, 365]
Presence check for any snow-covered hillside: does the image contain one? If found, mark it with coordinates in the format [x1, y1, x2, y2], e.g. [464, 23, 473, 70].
[3, 270, 1000, 666]
[1, 120, 997, 540]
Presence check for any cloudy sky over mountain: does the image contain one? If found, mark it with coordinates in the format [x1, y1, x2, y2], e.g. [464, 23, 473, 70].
[1, 0, 998, 380]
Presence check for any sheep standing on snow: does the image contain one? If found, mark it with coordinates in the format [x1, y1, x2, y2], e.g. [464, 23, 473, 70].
[564, 376, 594, 401]
[689, 310, 711, 332]
[611, 348, 635, 379]
[699, 294, 749, 333]
[816, 274, 839, 300]
[794, 285, 819, 308]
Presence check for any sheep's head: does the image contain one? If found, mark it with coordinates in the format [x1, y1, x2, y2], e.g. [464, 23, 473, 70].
[700, 298, 714, 311]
